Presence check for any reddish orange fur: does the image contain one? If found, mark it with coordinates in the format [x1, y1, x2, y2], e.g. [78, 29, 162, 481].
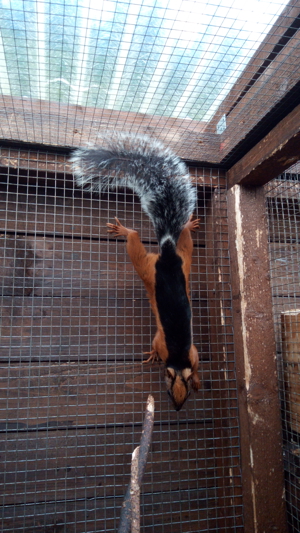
[107, 217, 200, 393]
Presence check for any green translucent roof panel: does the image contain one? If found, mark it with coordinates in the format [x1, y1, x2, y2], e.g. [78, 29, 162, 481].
[0, 0, 289, 123]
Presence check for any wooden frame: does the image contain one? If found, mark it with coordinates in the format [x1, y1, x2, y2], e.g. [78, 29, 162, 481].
[208, 0, 300, 131]
[0, 0, 300, 168]
[227, 185, 287, 533]
[208, 0, 300, 164]
[227, 102, 300, 188]
[1, 3, 300, 530]
[0, 147, 227, 189]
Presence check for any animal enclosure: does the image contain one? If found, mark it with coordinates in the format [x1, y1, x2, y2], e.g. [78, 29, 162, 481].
[0, 1, 299, 532]
[0, 155, 243, 531]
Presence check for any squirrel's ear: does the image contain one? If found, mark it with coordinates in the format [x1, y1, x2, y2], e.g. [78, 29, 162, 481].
[166, 367, 176, 379]
[182, 368, 192, 381]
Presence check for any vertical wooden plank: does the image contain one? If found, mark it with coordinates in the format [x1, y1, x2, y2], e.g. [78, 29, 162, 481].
[227, 184, 287, 533]
[205, 190, 243, 532]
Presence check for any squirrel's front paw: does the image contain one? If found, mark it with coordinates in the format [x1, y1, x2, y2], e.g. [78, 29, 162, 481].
[106, 217, 133, 237]
[185, 215, 200, 232]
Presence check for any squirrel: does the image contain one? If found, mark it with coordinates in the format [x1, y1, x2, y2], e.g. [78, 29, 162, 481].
[70, 132, 200, 411]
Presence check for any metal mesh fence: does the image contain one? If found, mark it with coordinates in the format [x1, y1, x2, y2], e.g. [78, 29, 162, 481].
[0, 148, 243, 532]
[0, 0, 297, 163]
[266, 166, 300, 533]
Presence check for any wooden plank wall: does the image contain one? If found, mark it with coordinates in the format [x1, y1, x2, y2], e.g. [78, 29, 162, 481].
[0, 163, 243, 532]
[266, 178, 300, 533]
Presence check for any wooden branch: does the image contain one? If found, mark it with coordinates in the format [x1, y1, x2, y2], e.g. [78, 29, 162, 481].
[227, 102, 300, 188]
[118, 395, 155, 533]
[130, 447, 140, 533]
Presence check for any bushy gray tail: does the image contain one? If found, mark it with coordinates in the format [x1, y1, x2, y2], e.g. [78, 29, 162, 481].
[70, 132, 196, 246]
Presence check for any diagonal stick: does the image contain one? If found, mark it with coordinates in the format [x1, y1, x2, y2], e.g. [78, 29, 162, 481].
[118, 395, 155, 533]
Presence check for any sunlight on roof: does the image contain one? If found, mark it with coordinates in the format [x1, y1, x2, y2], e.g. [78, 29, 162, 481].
[0, 0, 290, 122]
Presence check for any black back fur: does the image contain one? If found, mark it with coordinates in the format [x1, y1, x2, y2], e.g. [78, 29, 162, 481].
[155, 241, 192, 369]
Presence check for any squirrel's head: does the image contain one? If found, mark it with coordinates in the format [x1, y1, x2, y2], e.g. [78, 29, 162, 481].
[165, 367, 199, 411]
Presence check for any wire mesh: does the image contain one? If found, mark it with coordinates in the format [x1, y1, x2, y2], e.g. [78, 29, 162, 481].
[0, 149, 243, 532]
[0, 0, 297, 163]
[266, 166, 300, 533]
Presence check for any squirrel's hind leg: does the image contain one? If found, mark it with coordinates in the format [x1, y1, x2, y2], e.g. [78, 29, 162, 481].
[143, 330, 166, 365]
[143, 350, 160, 364]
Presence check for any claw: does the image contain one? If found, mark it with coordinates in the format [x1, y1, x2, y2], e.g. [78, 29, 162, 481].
[106, 217, 133, 237]
[185, 215, 200, 232]
[143, 350, 160, 364]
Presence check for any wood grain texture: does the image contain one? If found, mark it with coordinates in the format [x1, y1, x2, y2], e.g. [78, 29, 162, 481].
[208, 0, 300, 132]
[0, 296, 207, 361]
[269, 243, 300, 296]
[0, 150, 227, 189]
[267, 196, 300, 243]
[0, 191, 207, 243]
[281, 310, 300, 433]
[0, 490, 221, 533]
[0, 173, 243, 531]
[227, 103, 300, 188]
[0, 362, 214, 428]
[0, 234, 207, 298]
[228, 184, 287, 533]
[0, 425, 217, 504]
[0, 95, 219, 163]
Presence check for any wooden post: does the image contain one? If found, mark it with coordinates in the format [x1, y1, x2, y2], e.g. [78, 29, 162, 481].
[205, 189, 243, 532]
[227, 184, 287, 533]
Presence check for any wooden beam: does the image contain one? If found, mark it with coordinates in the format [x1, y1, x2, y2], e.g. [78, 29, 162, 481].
[227, 102, 300, 188]
[206, 0, 300, 136]
[0, 2, 299, 167]
[0, 95, 219, 163]
[219, 26, 300, 162]
[227, 184, 287, 533]
[0, 147, 226, 188]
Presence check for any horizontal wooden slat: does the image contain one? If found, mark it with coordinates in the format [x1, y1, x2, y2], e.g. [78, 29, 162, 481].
[0, 191, 155, 240]
[0, 362, 215, 428]
[0, 490, 222, 533]
[0, 149, 227, 189]
[0, 95, 219, 163]
[265, 179, 300, 199]
[0, 296, 208, 361]
[272, 296, 300, 316]
[0, 191, 207, 244]
[0, 425, 218, 505]
[0, 295, 152, 360]
[0, 234, 207, 298]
